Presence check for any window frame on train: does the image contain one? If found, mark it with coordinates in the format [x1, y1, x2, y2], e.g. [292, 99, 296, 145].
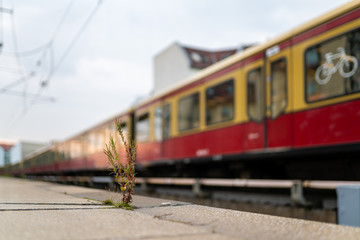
[205, 78, 235, 125]
[163, 103, 171, 140]
[136, 112, 150, 142]
[178, 92, 200, 131]
[270, 58, 288, 119]
[304, 27, 360, 103]
[247, 67, 264, 122]
[154, 103, 172, 142]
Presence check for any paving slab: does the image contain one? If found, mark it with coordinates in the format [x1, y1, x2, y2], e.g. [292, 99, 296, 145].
[138, 205, 360, 240]
[1, 176, 360, 240]
[1, 208, 211, 240]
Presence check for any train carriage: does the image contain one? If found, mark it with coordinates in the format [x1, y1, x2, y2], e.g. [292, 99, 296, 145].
[134, 1, 360, 179]
[3, 1, 360, 180]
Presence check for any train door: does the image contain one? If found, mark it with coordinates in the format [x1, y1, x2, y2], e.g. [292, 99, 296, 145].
[154, 103, 171, 160]
[244, 46, 292, 152]
[265, 45, 292, 148]
[244, 57, 266, 151]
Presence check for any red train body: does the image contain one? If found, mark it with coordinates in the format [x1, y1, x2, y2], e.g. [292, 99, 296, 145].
[4, 2, 360, 180]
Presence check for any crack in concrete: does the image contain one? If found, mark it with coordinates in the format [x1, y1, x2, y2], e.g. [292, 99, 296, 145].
[136, 203, 193, 210]
[0, 202, 102, 206]
[0, 207, 112, 212]
[153, 212, 216, 227]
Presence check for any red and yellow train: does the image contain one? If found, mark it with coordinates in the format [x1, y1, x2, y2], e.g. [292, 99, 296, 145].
[4, 1, 360, 180]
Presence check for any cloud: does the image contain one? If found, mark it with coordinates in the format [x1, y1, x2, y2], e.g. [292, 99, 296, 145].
[73, 57, 152, 96]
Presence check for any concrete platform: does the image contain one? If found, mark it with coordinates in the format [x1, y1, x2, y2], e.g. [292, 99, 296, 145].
[1, 176, 360, 240]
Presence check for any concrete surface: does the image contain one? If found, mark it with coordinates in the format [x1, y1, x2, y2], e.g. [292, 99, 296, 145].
[1, 176, 360, 240]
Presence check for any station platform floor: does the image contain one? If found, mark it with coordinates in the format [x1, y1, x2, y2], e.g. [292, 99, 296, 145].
[1, 176, 360, 240]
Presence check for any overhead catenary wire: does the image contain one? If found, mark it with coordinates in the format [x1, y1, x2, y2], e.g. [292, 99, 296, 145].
[0, 45, 51, 96]
[30, 0, 103, 105]
[0, 0, 13, 53]
[0, 0, 74, 60]
[0, 65, 32, 74]
[8, 0, 24, 75]
[2, 42, 51, 57]
[0, 0, 3, 52]
[51, 0, 75, 44]
[49, 0, 103, 80]
[1, 0, 104, 134]
[2, 89, 55, 102]
[7, 0, 30, 112]
[0, 71, 35, 93]
[28, 0, 75, 93]
[0, 0, 103, 101]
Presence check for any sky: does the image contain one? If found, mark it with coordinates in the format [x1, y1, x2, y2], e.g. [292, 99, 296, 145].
[0, 0, 352, 144]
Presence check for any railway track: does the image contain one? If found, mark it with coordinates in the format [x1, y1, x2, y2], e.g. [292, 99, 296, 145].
[25, 175, 358, 223]
[30, 175, 360, 191]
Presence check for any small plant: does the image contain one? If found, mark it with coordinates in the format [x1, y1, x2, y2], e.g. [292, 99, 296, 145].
[113, 202, 134, 210]
[102, 196, 134, 210]
[103, 197, 114, 206]
[104, 119, 136, 208]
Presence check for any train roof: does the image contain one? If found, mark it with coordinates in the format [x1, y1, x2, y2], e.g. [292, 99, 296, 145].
[133, 0, 360, 109]
[22, 143, 52, 161]
[22, 108, 133, 161]
[61, 108, 133, 143]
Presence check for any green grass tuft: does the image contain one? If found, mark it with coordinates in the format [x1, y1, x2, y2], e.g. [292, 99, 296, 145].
[113, 202, 134, 210]
[102, 197, 133, 210]
[103, 198, 114, 206]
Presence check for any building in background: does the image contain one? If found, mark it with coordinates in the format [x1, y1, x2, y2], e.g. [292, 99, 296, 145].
[0, 142, 15, 166]
[0, 140, 46, 166]
[153, 42, 240, 95]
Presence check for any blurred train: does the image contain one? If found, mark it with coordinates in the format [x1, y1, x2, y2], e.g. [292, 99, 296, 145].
[3, 1, 360, 180]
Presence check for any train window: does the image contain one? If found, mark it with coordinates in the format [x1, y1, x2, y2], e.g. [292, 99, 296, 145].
[154, 107, 162, 142]
[106, 123, 115, 140]
[36, 155, 41, 165]
[64, 143, 71, 160]
[247, 67, 264, 122]
[305, 28, 360, 102]
[163, 104, 171, 140]
[271, 58, 287, 119]
[58, 144, 65, 161]
[154, 104, 171, 141]
[70, 139, 82, 159]
[87, 131, 104, 154]
[206, 79, 234, 125]
[46, 153, 50, 163]
[178, 93, 200, 131]
[136, 113, 150, 142]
